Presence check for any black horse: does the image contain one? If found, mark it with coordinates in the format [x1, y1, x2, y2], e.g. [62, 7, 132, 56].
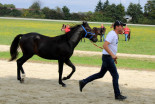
[93, 27, 106, 42]
[10, 22, 97, 87]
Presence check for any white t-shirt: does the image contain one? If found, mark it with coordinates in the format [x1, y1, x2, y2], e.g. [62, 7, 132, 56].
[102, 30, 118, 55]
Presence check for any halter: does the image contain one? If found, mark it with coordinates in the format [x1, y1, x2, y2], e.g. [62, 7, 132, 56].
[81, 25, 95, 39]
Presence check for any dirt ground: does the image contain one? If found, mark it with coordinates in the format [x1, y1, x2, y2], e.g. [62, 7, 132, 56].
[0, 60, 155, 104]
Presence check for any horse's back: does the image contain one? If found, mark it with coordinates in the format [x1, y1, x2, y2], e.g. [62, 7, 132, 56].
[19, 33, 48, 54]
[21, 32, 47, 40]
[19, 32, 71, 59]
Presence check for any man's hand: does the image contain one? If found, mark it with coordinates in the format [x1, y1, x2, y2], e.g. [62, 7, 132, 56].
[112, 55, 118, 64]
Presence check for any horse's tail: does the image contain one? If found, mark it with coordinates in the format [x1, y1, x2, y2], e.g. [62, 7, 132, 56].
[9, 34, 23, 61]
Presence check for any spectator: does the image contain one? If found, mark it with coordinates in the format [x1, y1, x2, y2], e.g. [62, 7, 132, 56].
[101, 24, 105, 41]
[63, 25, 70, 33]
[124, 25, 130, 41]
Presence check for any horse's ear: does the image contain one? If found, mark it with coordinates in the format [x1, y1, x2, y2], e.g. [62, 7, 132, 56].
[93, 27, 97, 29]
[82, 21, 88, 26]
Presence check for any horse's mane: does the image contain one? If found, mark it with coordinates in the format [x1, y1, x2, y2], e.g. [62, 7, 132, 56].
[53, 24, 81, 42]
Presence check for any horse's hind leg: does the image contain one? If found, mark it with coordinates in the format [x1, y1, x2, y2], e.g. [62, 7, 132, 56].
[63, 59, 75, 80]
[17, 54, 33, 83]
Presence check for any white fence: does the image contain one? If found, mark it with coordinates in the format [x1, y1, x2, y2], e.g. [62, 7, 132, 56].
[0, 17, 155, 27]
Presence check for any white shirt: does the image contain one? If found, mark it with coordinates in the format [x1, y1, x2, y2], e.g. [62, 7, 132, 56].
[102, 30, 118, 55]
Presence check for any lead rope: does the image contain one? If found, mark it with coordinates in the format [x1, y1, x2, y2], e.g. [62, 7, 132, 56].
[90, 41, 104, 49]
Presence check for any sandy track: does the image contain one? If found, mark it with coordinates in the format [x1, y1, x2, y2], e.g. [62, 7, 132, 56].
[0, 60, 155, 104]
[0, 45, 155, 59]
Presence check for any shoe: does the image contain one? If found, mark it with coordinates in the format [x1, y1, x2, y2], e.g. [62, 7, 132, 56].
[79, 80, 86, 92]
[115, 94, 127, 101]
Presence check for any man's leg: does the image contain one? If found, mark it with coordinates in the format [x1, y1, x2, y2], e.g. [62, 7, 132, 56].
[108, 59, 120, 96]
[79, 55, 108, 92]
[108, 57, 126, 100]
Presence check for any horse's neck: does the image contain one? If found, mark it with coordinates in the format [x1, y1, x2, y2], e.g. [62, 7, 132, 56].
[68, 27, 83, 48]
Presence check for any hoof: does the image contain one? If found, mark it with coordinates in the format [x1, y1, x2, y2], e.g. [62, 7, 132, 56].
[20, 78, 24, 83]
[79, 80, 86, 92]
[20, 74, 25, 83]
[62, 84, 66, 87]
[62, 77, 68, 80]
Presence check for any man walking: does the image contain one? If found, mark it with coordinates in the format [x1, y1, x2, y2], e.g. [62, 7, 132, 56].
[79, 20, 127, 101]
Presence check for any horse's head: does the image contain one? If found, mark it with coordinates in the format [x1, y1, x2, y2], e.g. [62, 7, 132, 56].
[93, 27, 100, 34]
[81, 22, 98, 42]
[93, 27, 106, 35]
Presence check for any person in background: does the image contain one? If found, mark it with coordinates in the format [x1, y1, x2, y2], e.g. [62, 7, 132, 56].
[101, 24, 105, 41]
[101, 24, 104, 28]
[79, 20, 127, 101]
[61, 24, 66, 31]
[61, 24, 70, 33]
[124, 25, 130, 41]
[63, 25, 70, 33]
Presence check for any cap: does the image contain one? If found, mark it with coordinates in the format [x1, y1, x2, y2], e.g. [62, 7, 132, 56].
[114, 20, 126, 27]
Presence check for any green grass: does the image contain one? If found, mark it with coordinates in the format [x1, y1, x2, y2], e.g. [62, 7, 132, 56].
[0, 18, 155, 70]
[0, 19, 64, 45]
[0, 18, 154, 55]
[0, 52, 154, 70]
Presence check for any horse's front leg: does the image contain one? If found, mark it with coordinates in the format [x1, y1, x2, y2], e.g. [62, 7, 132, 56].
[58, 60, 66, 87]
[63, 59, 75, 80]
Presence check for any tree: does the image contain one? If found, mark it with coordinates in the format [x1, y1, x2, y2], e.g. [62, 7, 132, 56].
[10, 9, 22, 17]
[115, 4, 126, 22]
[0, 3, 3, 7]
[101, 0, 113, 22]
[95, 0, 103, 12]
[55, 6, 62, 14]
[62, 6, 71, 20]
[104, 4, 117, 21]
[71, 13, 81, 20]
[29, 1, 41, 10]
[90, 12, 105, 21]
[0, 6, 11, 16]
[144, 0, 155, 19]
[29, 1, 45, 18]
[42, 7, 51, 19]
[29, 1, 41, 15]
[102, 0, 109, 12]
[127, 3, 143, 23]
[22, 9, 31, 17]
[3, 4, 15, 8]
[55, 7, 64, 19]
[140, 0, 155, 24]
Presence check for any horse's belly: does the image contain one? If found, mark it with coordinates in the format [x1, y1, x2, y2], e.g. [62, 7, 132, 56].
[37, 51, 72, 60]
[39, 56, 58, 60]
[37, 52, 59, 60]
[36, 43, 73, 60]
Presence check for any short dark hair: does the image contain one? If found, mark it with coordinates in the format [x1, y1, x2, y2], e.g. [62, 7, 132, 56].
[114, 20, 126, 29]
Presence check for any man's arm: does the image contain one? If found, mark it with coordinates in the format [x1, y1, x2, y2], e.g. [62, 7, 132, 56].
[103, 41, 117, 64]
